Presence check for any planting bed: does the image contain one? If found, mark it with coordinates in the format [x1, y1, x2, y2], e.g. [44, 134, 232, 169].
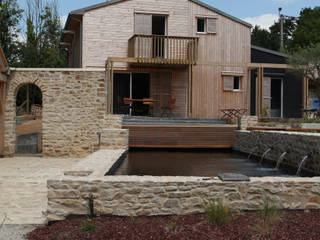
[27, 210, 320, 240]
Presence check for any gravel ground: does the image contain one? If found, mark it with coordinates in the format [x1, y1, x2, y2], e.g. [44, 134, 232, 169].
[0, 225, 36, 240]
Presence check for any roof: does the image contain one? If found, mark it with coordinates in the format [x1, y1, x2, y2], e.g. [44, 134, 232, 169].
[65, 0, 252, 29]
[251, 45, 288, 58]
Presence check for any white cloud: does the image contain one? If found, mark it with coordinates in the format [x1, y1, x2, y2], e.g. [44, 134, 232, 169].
[243, 14, 279, 30]
[60, 15, 68, 28]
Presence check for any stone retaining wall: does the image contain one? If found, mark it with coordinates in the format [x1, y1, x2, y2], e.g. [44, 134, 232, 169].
[234, 130, 320, 174]
[4, 69, 107, 157]
[47, 175, 320, 222]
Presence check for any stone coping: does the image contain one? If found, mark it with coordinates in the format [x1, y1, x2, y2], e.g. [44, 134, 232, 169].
[64, 149, 127, 177]
[50, 175, 320, 183]
[10, 68, 105, 72]
[242, 129, 320, 137]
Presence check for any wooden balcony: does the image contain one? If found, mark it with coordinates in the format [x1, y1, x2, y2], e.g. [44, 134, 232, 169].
[128, 34, 198, 65]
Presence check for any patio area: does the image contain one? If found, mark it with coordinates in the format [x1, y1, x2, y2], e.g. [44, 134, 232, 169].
[0, 157, 81, 225]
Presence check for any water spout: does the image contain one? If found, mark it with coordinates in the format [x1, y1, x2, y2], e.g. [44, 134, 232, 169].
[260, 148, 272, 165]
[248, 146, 258, 161]
[297, 154, 311, 176]
[275, 152, 287, 170]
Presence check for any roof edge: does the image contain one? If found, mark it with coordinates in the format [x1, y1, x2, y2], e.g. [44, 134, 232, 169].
[189, 0, 252, 28]
[251, 45, 288, 58]
[67, 0, 252, 28]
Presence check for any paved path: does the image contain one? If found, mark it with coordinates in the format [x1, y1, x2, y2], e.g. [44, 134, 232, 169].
[0, 157, 80, 225]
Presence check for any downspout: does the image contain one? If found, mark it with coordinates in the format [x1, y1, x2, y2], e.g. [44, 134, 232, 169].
[71, 16, 83, 68]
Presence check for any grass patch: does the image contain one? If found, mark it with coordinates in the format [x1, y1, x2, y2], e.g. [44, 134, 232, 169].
[81, 219, 96, 232]
[252, 197, 283, 240]
[204, 200, 231, 225]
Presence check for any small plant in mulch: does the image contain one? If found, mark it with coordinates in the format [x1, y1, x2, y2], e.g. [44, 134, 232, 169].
[81, 219, 96, 232]
[252, 197, 283, 240]
[164, 217, 183, 235]
[204, 200, 231, 225]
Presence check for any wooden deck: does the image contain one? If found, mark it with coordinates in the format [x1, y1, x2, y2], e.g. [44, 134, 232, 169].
[123, 124, 236, 149]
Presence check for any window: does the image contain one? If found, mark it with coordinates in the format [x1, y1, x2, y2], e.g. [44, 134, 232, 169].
[197, 18, 206, 33]
[223, 76, 242, 91]
[197, 18, 217, 34]
[233, 76, 241, 91]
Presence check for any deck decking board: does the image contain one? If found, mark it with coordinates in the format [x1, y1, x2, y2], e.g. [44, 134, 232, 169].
[123, 123, 236, 149]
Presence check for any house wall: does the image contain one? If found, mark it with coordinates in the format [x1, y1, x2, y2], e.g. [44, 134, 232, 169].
[150, 68, 188, 118]
[3, 69, 106, 157]
[80, 0, 250, 118]
[0, 77, 6, 155]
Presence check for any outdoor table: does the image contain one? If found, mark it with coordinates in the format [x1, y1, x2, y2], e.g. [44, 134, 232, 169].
[125, 98, 159, 115]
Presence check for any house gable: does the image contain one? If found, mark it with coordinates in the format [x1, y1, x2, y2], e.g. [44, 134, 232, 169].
[65, 0, 251, 30]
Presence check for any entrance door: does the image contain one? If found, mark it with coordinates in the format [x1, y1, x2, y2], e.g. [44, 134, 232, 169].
[152, 16, 167, 58]
[113, 73, 150, 115]
[271, 78, 283, 118]
[262, 77, 283, 118]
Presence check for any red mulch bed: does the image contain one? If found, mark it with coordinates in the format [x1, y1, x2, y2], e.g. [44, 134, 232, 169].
[26, 210, 320, 240]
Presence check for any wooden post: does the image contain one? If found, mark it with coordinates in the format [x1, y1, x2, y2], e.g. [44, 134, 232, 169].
[110, 61, 114, 114]
[303, 75, 309, 110]
[256, 67, 264, 117]
[26, 84, 30, 114]
[188, 64, 193, 117]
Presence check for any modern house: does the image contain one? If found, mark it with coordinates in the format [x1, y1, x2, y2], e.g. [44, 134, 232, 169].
[0, 47, 9, 156]
[62, 0, 253, 119]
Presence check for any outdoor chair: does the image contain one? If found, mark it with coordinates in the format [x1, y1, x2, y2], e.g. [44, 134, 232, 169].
[143, 98, 154, 117]
[161, 98, 176, 117]
[304, 98, 320, 119]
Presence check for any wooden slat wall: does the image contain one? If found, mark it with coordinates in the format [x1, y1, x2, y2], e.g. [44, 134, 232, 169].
[189, 2, 251, 119]
[149, 68, 188, 118]
[123, 125, 236, 148]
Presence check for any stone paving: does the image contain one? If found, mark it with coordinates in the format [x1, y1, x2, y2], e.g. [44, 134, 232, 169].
[0, 156, 80, 225]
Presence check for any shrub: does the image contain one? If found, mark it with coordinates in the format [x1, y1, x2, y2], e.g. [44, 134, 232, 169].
[81, 219, 96, 232]
[204, 200, 231, 225]
[258, 197, 282, 223]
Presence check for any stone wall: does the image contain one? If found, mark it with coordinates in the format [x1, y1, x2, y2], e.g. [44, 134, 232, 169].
[239, 116, 258, 130]
[234, 130, 320, 174]
[47, 175, 320, 222]
[4, 69, 106, 157]
[47, 148, 320, 222]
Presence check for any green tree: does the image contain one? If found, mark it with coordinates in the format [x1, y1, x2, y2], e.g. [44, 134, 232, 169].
[289, 43, 320, 99]
[20, 0, 66, 68]
[251, 17, 296, 52]
[0, 0, 23, 65]
[269, 16, 296, 52]
[290, 7, 320, 51]
[251, 26, 271, 49]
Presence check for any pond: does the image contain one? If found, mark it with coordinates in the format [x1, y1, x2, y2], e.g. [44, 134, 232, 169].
[114, 149, 295, 177]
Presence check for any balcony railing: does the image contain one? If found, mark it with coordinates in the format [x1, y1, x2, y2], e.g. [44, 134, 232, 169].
[128, 34, 198, 65]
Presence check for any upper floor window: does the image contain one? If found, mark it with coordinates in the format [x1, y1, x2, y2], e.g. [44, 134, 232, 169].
[135, 13, 167, 36]
[197, 18, 217, 34]
[197, 18, 206, 33]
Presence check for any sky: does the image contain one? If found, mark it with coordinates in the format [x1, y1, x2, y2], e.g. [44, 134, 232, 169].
[17, 0, 320, 30]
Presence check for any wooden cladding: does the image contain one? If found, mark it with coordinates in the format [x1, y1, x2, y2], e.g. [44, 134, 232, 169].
[123, 125, 236, 149]
[128, 34, 198, 65]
